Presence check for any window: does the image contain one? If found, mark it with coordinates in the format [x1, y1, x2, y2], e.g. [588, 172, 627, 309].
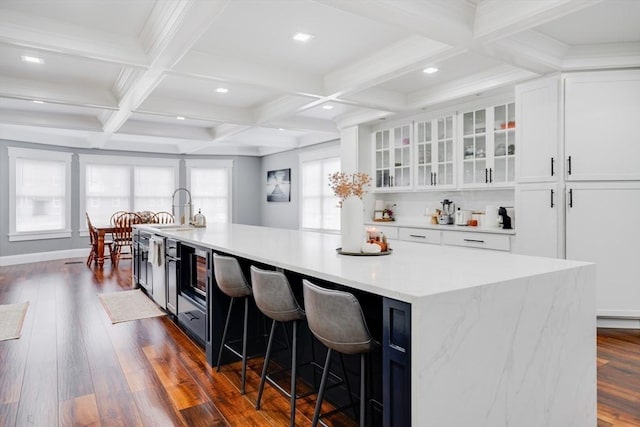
[299, 149, 341, 232]
[186, 160, 233, 224]
[8, 147, 72, 241]
[79, 155, 178, 227]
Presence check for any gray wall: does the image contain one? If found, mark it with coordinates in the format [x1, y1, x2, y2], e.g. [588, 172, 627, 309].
[0, 139, 261, 257]
[261, 140, 340, 230]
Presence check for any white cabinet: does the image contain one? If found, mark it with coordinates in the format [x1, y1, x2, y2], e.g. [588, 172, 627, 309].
[373, 124, 412, 191]
[441, 230, 511, 251]
[398, 227, 441, 244]
[566, 182, 640, 317]
[513, 183, 563, 258]
[515, 75, 560, 183]
[460, 102, 516, 188]
[564, 70, 640, 181]
[415, 115, 456, 189]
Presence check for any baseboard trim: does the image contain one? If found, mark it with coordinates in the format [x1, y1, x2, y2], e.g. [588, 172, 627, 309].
[597, 317, 640, 329]
[0, 248, 89, 266]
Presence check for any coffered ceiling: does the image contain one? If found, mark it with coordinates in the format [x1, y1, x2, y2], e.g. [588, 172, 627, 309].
[0, 0, 638, 156]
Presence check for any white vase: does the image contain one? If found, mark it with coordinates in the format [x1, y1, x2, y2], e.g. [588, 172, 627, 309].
[340, 196, 364, 253]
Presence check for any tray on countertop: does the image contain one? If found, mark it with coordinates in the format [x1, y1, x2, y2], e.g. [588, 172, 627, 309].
[336, 248, 392, 256]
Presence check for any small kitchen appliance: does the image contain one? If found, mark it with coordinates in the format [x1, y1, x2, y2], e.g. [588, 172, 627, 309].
[498, 207, 512, 230]
[439, 199, 455, 224]
[455, 209, 472, 226]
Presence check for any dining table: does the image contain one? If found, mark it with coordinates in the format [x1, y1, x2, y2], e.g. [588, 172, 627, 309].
[93, 224, 116, 268]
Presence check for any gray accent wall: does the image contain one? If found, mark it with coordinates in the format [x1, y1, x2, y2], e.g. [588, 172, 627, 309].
[0, 139, 262, 257]
[261, 140, 340, 230]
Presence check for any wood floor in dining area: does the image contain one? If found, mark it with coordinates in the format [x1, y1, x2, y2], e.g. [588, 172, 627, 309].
[0, 259, 639, 427]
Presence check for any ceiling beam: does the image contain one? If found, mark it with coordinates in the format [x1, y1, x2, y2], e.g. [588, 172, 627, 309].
[563, 42, 640, 70]
[474, 0, 604, 43]
[266, 116, 338, 134]
[253, 95, 320, 124]
[101, 0, 230, 133]
[139, 96, 253, 124]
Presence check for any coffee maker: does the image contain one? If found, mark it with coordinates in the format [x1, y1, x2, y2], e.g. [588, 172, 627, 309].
[498, 207, 512, 230]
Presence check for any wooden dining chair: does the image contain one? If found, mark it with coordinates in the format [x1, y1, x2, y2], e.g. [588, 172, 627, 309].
[110, 211, 128, 226]
[137, 211, 155, 224]
[86, 212, 113, 267]
[151, 211, 175, 224]
[112, 212, 142, 268]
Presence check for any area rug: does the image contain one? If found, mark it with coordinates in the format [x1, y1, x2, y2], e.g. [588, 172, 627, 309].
[0, 301, 29, 341]
[98, 289, 165, 324]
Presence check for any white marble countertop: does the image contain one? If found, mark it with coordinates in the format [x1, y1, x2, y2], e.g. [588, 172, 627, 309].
[138, 223, 586, 303]
[365, 218, 516, 235]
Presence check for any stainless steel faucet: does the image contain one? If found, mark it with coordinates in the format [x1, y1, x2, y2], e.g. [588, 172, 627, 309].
[172, 188, 193, 225]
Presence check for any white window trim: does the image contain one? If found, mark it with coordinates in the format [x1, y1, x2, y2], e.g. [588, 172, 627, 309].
[185, 159, 234, 223]
[8, 147, 73, 241]
[78, 154, 179, 230]
[298, 147, 341, 233]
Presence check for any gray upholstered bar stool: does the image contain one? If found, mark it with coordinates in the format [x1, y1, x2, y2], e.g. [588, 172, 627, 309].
[250, 266, 306, 427]
[213, 253, 252, 395]
[302, 279, 379, 427]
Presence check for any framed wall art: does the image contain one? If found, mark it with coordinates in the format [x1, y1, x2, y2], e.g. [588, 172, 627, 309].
[266, 168, 291, 202]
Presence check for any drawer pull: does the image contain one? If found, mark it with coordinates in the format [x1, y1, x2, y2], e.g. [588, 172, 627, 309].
[463, 238, 485, 243]
[409, 234, 426, 239]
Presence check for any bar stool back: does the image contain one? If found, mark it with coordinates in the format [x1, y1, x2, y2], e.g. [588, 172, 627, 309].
[213, 253, 252, 394]
[250, 266, 305, 426]
[303, 279, 379, 427]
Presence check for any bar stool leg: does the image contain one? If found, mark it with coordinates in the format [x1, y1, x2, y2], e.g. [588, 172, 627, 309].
[256, 319, 277, 410]
[339, 353, 357, 418]
[217, 297, 235, 371]
[241, 296, 248, 394]
[360, 353, 366, 427]
[290, 320, 298, 427]
[312, 348, 333, 427]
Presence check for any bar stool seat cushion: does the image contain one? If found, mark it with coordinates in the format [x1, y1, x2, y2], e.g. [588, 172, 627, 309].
[214, 254, 252, 298]
[250, 266, 305, 323]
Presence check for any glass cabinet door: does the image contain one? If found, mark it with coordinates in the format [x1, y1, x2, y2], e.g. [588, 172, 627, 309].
[492, 102, 516, 184]
[393, 125, 412, 188]
[436, 116, 454, 186]
[415, 120, 433, 186]
[462, 109, 487, 185]
[375, 130, 391, 188]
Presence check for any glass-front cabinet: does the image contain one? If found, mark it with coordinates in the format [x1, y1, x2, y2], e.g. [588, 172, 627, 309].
[415, 115, 456, 189]
[374, 124, 412, 191]
[461, 102, 516, 188]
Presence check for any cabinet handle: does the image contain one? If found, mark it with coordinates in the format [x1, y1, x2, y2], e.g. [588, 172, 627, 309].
[430, 172, 433, 186]
[433, 172, 437, 186]
[489, 168, 493, 183]
[567, 156, 572, 175]
[568, 189, 573, 208]
[551, 157, 555, 176]
[409, 234, 426, 239]
[464, 239, 485, 243]
[390, 176, 394, 187]
[550, 189, 554, 208]
[485, 168, 488, 183]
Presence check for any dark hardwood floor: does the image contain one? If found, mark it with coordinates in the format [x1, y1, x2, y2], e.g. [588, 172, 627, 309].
[1, 258, 639, 426]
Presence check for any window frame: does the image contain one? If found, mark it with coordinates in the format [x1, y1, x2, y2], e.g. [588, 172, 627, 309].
[185, 159, 234, 224]
[8, 147, 73, 241]
[298, 147, 341, 233]
[78, 154, 179, 232]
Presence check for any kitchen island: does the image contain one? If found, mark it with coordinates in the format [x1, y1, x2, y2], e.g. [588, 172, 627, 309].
[138, 223, 596, 427]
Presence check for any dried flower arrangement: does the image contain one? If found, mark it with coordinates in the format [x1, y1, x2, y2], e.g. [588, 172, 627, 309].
[329, 172, 371, 202]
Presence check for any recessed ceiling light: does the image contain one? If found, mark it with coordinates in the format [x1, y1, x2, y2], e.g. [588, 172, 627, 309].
[322, 105, 334, 110]
[21, 55, 44, 64]
[176, 116, 185, 120]
[278, 128, 285, 131]
[215, 87, 228, 94]
[423, 67, 439, 74]
[292, 32, 314, 42]
[33, 100, 45, 104]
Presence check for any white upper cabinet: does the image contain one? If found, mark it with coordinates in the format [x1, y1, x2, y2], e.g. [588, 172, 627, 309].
[564, 70, 640, 181]
[460, 102, 516, 188]
[415, 115, 456, 190]
[373, 124, 412, 191]
[515, 75, 560, 183]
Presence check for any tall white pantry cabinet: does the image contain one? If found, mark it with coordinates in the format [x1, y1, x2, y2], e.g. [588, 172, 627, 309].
[515, 70, 640, 322]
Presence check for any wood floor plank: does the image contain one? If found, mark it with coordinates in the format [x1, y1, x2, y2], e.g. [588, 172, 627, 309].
[59, 393, 101, 427]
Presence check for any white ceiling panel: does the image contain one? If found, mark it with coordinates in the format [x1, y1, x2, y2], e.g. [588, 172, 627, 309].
[0, 0, 156, 37]
[152, 74, 278, 108]
[193, 0, 411, 75]
[297, 102, 358, 120]
[0, 97, 107, 116]
[375, 51, 502, 94]
[535, 1, 640, 45]
[129, 111, 221, 128]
